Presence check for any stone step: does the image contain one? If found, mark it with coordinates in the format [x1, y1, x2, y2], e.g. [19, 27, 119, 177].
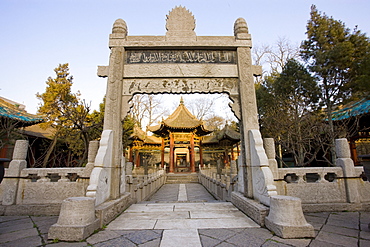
[165, 173, 199, 184]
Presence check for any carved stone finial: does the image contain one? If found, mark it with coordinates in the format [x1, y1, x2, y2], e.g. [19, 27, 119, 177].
[180, 96, 184, 105]
[112, 19, 127, 37]
[234, 18, 249, 40]
[166, 6, 196, 41]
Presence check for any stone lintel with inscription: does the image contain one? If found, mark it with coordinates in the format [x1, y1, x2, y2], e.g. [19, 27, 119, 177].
[126, 50, 236, 64]
[123, 78, 239, 95]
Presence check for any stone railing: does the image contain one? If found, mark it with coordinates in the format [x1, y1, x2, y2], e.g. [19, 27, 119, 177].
[0, 140, 97, 215]
[126, 165, 166, 203]
[275, 167, 346, 203]
[271, 139, 370, 211]
[198, 160, 238, 201]
[15, 166, 92, 205]
[201, 138, 370, 215]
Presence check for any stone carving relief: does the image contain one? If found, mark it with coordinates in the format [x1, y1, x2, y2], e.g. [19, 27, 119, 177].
[86, 130, 113, 206]
[249, 130, 277, 206]
[123, 78, 238, 95]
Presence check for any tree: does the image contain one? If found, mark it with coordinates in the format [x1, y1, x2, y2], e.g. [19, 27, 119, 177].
[204, 115, 226, 133]
[37, 64, 96, 167]
[300, 5, 370, 163]
[257, 59, 326, 166]
[273, 59, 321, 166]
[37, 64, 77, 167]
[253, 37, 300, 80]
[130, 94, 168, 129]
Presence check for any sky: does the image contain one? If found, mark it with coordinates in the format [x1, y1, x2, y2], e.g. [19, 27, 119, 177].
[1, 0, 370, 115]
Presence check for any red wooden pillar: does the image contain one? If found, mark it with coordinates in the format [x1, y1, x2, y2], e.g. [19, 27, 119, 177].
[135, 149, 140, 167]
[169, 133, 174, 173]
[129, 146, 133, 162]
[224, 148, 229, 168]
[161, 138, 165, 168]
[231, 145, 235, 161]
[350, 139, 358, 166]
[190, 134, 195, 172]
[199, 140, 204, 167]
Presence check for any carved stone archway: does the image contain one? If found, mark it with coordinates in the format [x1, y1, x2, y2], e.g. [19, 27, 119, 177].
[92, 6, 276, 206]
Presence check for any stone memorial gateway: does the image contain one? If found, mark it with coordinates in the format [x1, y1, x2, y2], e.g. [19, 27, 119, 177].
[95, 5, 276, 205]
[49, 6, 315, 240]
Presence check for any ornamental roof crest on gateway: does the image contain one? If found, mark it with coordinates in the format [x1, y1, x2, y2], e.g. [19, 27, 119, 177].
[166, 6, 196, 41]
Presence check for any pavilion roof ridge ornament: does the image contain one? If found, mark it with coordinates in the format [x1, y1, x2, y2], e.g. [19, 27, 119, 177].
[166, 6, 196, 41]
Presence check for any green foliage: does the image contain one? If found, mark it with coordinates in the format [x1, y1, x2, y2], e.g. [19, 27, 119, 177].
[36, 64, 103, 167]
[300, 5, 370, 164]
[257, 59, 330, 166]
[122, 115, 135, 149]
[301, 5, 370, 104]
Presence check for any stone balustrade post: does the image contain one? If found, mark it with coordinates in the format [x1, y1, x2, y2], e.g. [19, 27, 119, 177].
[230, 160, 237, 177]
[336, 138, 360, 203]
[2, 140, 28, 205]
[59, 173, 70, 182]
[263, 138, 278, 179]
[83, 141, 100, 177]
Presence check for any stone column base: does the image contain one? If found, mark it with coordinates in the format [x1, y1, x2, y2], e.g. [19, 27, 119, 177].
[265, 195, 315, 239]
[48, 197, 99, 241]
[48, 219, 100, 241]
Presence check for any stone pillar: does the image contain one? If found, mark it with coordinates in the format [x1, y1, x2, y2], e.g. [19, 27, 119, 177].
[335, 138, 360, 203]
[126, 162, 133, 176]
[263, 138, 278, 179]
[216, 159, 222, 175]
[2, 140, 28, 205]
[265, 195, 315, 238]
[48, 197, 100, 241]
[230, 160, 237, 177]
[101, 19, 128, 200]
[234, 18, 259, 198]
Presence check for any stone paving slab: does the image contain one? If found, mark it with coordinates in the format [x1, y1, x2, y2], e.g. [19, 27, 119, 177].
[1, 183, 370, 246]
[123, 211, 190, 220]
[190, 210, 247, 219]
[161, 229, 201, 247]
[107, 218, 157, 230]
[155, 217, 260, 229]
[315, 230, 358, 246]
[174, 202, 239, 211]
[125, 204, 175, 212]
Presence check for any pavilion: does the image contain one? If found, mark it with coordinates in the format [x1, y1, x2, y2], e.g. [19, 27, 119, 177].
[128, 98, 240, 173]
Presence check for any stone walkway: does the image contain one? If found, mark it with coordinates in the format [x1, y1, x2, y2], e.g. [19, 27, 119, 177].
[1, 183, 370, 246]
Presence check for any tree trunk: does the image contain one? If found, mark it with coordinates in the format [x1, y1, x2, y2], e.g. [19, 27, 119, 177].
[43, 134, 58, 168]
[78, 131, 90, 166]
